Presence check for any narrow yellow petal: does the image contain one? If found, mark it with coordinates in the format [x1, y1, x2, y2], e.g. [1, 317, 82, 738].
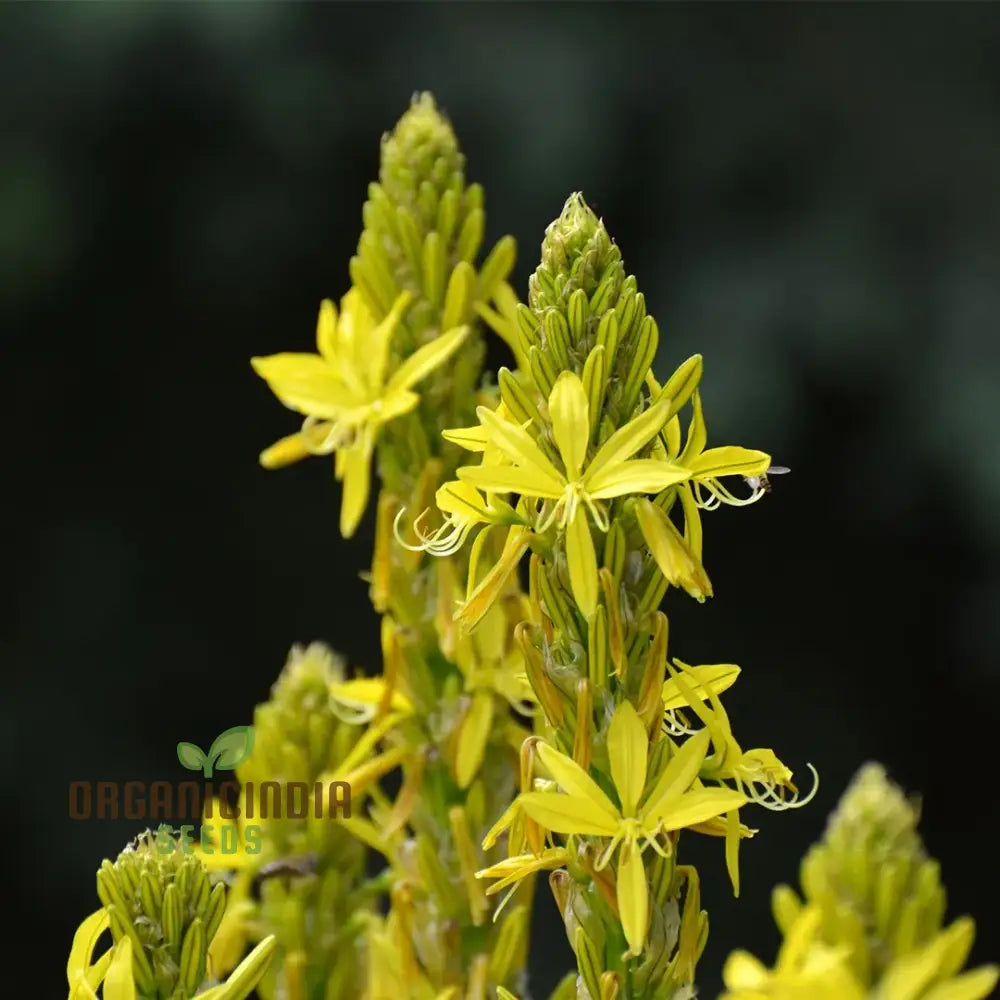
[104, 938, 136, 1000]
[435, 480, 491, 519]
[338, 433, 374, 538]
[635, 498, 713, 601]
[548, 371, 590, 479]
[923, 967, 1000, 1000]
[678, 389, 707, 465]
[618, 842, 650, 957]
[725, 808, 742, 897]
[586, 458, 690, 499]
[370, 290, 414, 389]
[330, 678, 412, 717]
[566, 506, 599, 619]
[459, 464, 564, 500]
[314, 298, 339, 362]
[477, 406, 566, 492]
[640, 729, 712, 820]
[688, 446, 770, 479]
[456, 525, 531, 631]
[259, 431, 311, 469]
[607, 700, 648, 817]
[650, 787, 748, 833]
[214, 934, 278, 1000]
[722, 950, 770, 989]
[477, 848, 570, 895]
[585, 396, 672, 482]
[519, 791, 621, 837]
[386, 323, 469, 394]
[678, 481, 704, 558]
[442, 424, 489, 451]
[67, 908, 110, 987]
[662, 663, 741, 710]
[456, 689, 494, 789]
[250, 354, 355, 418]
[535, 741, 620, 826]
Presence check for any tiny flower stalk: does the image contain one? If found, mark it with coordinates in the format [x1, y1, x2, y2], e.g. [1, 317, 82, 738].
[429, 192, 800, 998]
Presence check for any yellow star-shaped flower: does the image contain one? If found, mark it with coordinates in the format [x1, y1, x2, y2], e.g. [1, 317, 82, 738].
[252, 289, 469, 537]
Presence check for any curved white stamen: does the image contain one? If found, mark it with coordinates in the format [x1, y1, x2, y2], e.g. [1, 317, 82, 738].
[739, 763, 819, 812]
[392, 505, 472, 557]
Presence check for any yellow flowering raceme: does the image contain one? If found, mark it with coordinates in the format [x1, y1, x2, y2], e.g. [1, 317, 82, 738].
[252, 288, 469, 536]
[455, 370, 690, 617]
[503, 701, 746, 956]
[67, 908, 277, 1000]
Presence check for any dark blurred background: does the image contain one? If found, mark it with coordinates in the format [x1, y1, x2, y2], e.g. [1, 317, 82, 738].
[3, 3, 999, 996]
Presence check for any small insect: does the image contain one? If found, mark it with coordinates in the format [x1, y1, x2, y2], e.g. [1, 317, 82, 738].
[745, 465, 791, 494]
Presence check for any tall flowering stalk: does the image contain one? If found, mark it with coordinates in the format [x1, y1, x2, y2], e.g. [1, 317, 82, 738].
[63, 92, 996, 1000]
[252, 93, 534, 1000]
[424, 193, 815, 1000]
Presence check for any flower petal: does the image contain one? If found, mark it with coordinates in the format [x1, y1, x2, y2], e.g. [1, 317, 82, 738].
[688, 446, 770, 480]
[251, 354, 356, 418]
[586, 458, 690, 499]
[662, 663, 741, 711]
[535, 741, 621, 827]
[607, 700, 648, 817]
[386, 321, 468, 394]
[436, 481, 491, 520]
[67, 908, 110, 987]
[314, 298, 339, 362]
[618, 843, 650, 957]
[443, 424, 489, 452]
[104, 938, 136, 1000]
[648, 787, 749, 833]
[566, 505, 599, 619]
[458, 464, 564, 500]
[640, 729, 712, 820]
[477, 406, 565, 493]
[370, 291, 414, 390]
[548, 371, 590, 479]
[338, 433, 374, 538]
[585, 396, 672, 483]
[518, 791, 621, 837]
[456, 689, 494, 789]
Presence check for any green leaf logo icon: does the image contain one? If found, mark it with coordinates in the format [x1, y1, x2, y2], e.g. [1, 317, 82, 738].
[176, 726, 254, 778]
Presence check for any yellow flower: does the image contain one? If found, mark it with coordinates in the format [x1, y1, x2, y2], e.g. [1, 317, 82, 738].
[252, 288, 469, 537]
[455, 371, 689, 617]
[654, 381, 771, 563]
[721, 904, 864, 1000]
[66, 912, 277, 1000]
[662, 659, 816, 896]
[517, 700, 746, 956]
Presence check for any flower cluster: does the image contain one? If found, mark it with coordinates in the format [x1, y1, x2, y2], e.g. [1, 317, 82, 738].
[65, 92, 993, 1000]
[401, 191, 811, 999]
